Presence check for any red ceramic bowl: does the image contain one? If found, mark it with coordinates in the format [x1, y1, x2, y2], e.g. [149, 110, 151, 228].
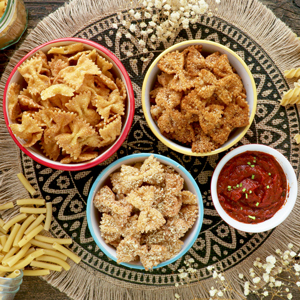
[3, 38, 135, 171]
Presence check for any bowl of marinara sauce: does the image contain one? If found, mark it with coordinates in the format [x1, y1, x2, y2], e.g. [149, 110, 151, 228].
[211, 144, 297, 232]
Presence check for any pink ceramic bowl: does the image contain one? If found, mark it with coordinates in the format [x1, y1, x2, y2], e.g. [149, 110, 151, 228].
[3, 37, 135, 171]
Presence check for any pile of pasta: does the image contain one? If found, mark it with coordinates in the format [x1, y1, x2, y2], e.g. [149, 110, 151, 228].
[280, 67, 300, 143]
[7, 42, 126, 164]
[93, 155, 198, 271]
[0, 174, 80, 278]
[150, 45, 250, 153]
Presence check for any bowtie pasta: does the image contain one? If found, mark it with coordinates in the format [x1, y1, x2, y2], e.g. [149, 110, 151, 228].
[7, 43, 127, 164]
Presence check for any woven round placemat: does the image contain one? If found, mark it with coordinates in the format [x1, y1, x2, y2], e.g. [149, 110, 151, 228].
[1, 0, 300, 299]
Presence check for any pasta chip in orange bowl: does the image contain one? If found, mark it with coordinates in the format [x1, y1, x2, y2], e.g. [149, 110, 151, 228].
[3, 38, 135, 171]
[142, 40, 257, 156]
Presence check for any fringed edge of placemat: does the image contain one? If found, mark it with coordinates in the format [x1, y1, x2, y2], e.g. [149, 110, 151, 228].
[1, 0, 300, 299]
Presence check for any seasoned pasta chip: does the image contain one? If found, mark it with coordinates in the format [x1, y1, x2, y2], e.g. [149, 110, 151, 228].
[47, 43, 85, 55]
[98, 115, 122, 146]
[59, 55, 101, 90]
[7, 83, 21, 122]
[65, 91, 101, 126]
[55, 117, 101, 159]
[93, 156, 198, 270]
[10, 114, 43, 147]
[18, 57, 51, 95]
[41, 84, 75, 100]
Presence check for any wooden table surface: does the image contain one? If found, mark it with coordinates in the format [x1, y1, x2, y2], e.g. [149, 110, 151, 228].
[1, 0, 300, 299]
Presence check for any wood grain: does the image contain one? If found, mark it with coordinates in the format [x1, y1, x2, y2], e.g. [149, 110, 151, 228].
[2, 0, 300, 299]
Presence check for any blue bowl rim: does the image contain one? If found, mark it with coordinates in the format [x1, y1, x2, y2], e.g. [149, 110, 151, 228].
[87, 153, 204, 270]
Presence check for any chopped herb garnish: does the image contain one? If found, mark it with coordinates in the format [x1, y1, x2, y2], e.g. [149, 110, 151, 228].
[268, 173, 271, 176]
[240, 207, 243, 210]
[249, 190, 252, 194]
[248, 215, 256, 220]
[254, 157, 256, 160]
[247, 162, 251, 165]
[251, 175, 255, 180]
[253, 160, 256, 163]
[236, 184, 239, 188]
[256, 202, 259, 206]
[251, 165, 254, 168]
[266, 185, 270, 189]
[240, 183, 242, 187]
[233, 186, 236, 189]
[245, 193, 248, 199]
[242, 188, 246, 192]
[228, 186, 231, 189]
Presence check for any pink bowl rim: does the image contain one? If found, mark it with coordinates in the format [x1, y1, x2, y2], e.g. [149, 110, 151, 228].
[3, 37, 135, 171]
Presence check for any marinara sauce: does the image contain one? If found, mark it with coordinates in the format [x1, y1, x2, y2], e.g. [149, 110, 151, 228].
[217, 151, 287, 224]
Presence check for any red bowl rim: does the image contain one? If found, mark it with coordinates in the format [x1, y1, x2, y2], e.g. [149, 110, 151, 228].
[3, 37, 135, 171]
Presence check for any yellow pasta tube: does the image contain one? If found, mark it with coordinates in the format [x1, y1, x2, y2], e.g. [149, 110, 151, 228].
[0, 227, 7, 234]
[44, 202, 52, 231]
[52, 243, 81, 264]
[36, 255, 70, 271]
[2, 247, 19, 265]
[6, 243, 31, 267]
[30, 239, 53, 250]
[0, 235, 7, 248]
[23, 269, 50, 276]
[30, 260, 62, 272]
[3, 224, 21, 253]
[29, 249, 44, 259]
[3, 214, 27, 231]
[0, 202, 14, 210]
[20, 207, 47, 214]
[13, 214, 36, 247]
[0, 254, 4, 263]
[17, 199, 45, 206]
[35, 235, 72, 245]
[18, 224, 44, 248]
[37, 249, 67, 261]
[6, 270, 21, 279]
[0, 219, 5, 227]
[17, 173, 37, 197]
[12, 254, 36, 270]
[24, 214, 45, 235]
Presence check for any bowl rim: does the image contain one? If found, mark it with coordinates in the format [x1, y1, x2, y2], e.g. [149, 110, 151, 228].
[86, 153, 204, 270]
[3, 37, 135, 171]
[141, 39, 257, 156]
[210, 144, 298, 232]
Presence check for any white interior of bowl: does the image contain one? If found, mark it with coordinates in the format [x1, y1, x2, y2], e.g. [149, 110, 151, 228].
[210, 144, 297, 233]
[6, 40, 132, 168]
[143, 40, 256, 155]
[87, 153, 203, 269]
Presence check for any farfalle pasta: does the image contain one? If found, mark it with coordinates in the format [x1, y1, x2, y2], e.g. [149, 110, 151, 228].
[7, 43, 127, 164]
[93, 155, 198, 271]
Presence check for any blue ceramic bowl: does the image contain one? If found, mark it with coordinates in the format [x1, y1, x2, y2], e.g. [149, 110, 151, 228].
[87, 153, 203, 270]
